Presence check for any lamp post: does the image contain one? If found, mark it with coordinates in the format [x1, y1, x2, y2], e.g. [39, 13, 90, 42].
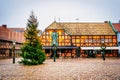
[13, 41, 16, 63]
[101, 39, 106, 50]
[52, 44, 57, 62]
[101, 39, 106, 60]
[51, 31, 58, 62]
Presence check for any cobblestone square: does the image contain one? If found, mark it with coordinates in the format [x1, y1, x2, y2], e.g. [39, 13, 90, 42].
[0, 58, 120, 80]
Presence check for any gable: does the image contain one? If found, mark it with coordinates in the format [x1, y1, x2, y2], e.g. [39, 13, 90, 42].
[46, 21, 63, 30]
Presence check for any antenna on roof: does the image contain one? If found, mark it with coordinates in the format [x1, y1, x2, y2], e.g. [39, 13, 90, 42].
[54, 17, 56, 22]
[58, 18, 60, 23]
[104, 21, 108, 23]
[76, 18, 79, 22]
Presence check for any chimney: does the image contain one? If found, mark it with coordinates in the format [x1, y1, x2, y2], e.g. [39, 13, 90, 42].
[2, 25, 7, 28]
[104, 21, 108, 23]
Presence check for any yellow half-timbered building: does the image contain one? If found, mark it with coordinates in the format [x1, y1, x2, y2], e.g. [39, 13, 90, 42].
[41, 21, 118, 58]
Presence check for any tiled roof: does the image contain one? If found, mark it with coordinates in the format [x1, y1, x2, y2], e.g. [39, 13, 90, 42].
[46, 21, 63, 30]
[8, 28, 25, 32]
[0, 26, 25, 43]
[46, 22, 116, 35]
[112, 23, 120, 32]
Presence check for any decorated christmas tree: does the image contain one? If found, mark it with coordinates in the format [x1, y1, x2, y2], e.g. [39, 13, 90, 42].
[20, 12, 46, 65]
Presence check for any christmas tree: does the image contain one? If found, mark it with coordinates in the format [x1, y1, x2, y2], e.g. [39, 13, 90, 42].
[20, 12, 46, 65]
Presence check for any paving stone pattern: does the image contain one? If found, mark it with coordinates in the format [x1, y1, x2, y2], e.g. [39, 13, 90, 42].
[0, 58, 120, 80]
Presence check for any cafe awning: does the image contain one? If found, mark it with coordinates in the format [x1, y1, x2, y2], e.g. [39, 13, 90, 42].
[81, 47, 119, 50]
[43, 46, 78, 49]
[43, 46, 119, 50]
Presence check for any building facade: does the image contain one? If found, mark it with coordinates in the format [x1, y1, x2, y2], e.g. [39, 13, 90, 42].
[41, 21, 118, 58]
[0, 25, 25, 59]
[112, 23, 120, 56]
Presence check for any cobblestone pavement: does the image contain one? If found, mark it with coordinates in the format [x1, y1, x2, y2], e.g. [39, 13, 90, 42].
[0, 57, 120, 80]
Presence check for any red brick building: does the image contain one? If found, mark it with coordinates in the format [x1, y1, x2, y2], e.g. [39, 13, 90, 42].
[0, 25, 25, 59]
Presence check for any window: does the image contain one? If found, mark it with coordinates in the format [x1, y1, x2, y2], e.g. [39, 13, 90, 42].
[108, 39, 112, 43]
[101, 36, 104, 38]
[105, 39, 108, 43]
[88, 36, 92, 39]
[65, 36, 68, 39]
[113, 39, 117, 43]
[72, 39, 75, 43]
[72, 36, 75, 38]
[89, 39, 92, 43]
[85, 39, 88, 43]
[76, 39, 80, 43]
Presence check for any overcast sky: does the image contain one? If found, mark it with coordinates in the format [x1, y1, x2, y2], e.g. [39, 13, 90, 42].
[0, 0, 120, 31]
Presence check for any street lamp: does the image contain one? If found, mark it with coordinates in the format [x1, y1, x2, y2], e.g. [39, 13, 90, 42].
[51, 31, 58, 62]
[12, 40, 16, 63]
[101, 39, 106, 50]
[52, 44, 57, 62]
[101, 39, 106, 60]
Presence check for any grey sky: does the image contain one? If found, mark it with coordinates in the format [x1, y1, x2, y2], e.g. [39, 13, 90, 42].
[0, 0, 120, 31]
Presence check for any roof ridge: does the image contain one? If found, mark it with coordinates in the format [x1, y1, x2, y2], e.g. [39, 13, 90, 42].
[58, 22, 107, 24]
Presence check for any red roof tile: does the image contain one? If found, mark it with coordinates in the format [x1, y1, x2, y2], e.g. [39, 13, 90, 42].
[113, 23, 120, 32]
[8, 28, 25, 32]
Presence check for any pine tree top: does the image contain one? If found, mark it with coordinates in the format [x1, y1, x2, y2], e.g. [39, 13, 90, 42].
[28, 11, 37, 23]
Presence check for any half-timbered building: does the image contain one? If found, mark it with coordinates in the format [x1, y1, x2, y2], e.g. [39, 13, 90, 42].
[41, 21, 118, 58]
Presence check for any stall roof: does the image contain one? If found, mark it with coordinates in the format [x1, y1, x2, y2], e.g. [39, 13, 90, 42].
[81, 47, 118, 50]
